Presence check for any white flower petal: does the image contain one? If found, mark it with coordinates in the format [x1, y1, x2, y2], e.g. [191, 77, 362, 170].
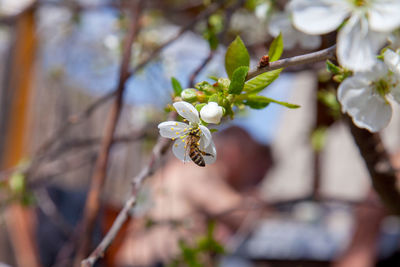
[172, 138, 190, 162]
[203, 141, 217, 165]
[337, 15, 386, 71]
[199, 102, 223, 124]
[369, 0, 400, 32]
[173, 101, 200, 123]
[158, 121, 190, 139]
[384, 49, 400, 76]
[290, 0, 350, 35]
[199, 125, 212, 149]
[338, 75, 392, 132]
[391, 84, 400, 104]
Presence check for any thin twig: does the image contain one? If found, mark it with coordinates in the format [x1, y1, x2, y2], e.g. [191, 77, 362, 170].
[73, 1, 144, 264]
[81, 115, 174, 267]
[246, 45, 337, 80]
[188, 50, 215, 88]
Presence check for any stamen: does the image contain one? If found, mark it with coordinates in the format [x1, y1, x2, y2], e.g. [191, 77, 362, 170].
[175, 132, 179, 135]
[175, 123, 178, 126]
[174, 144, 178, 147]
[171, 127, 174, 130]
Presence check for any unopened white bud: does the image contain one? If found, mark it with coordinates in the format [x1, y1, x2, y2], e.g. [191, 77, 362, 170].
[200, 102, 223, 124]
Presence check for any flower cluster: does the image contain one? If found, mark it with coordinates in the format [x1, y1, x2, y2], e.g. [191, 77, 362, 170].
[290, 0, 400, 71]
[158, 101, 218, 165]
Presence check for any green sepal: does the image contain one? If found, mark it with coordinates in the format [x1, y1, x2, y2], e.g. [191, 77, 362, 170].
[225, 36, 250, 79]
[195, 103, 206, 113]
[326, 60, 341, 75]
[171, 77, 183, 96]
[228, 66, 249, 95]
[208, 94, 219, 103]
[243, 69, 282, 93]
[209, 128, 219, 133]
[268, 33, 283, 62]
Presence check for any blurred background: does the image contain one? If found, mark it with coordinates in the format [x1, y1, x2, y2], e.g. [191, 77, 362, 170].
[1, 0, 400, 266]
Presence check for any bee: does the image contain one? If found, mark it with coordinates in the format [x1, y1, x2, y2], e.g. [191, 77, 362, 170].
[185, 128, 213, 167]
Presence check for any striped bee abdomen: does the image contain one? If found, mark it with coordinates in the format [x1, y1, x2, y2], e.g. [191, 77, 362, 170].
[189, 146, 206, 167]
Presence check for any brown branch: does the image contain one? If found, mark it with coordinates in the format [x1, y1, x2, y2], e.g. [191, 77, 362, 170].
[73, 1, 144, 265]
[347, 117, 400, 215]
[188, 50, 215, 88]
[246, 45, 336, 80]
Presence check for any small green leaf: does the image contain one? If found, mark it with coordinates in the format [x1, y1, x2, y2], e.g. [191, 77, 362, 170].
[243, 69, 282, 93]
[225, 36, 250, 79]
[326, 60, 341, 74]
[171, 77, 183, 95]
[208, 76, 219, 81]
[268, 33, 283, 62]
[244, 95, 300, 109]
[209, 128, 218, 133]
[228, 66, 249, 94]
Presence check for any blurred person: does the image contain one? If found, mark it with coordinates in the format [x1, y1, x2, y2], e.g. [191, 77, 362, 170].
[113, 126, 274, 266]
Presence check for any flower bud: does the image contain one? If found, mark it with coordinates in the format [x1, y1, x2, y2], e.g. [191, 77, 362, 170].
[181, 88, 197, 102]
[200, 102, 223, 124]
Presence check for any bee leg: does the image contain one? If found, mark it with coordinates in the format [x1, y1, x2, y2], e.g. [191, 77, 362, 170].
[200, 151, 214, 157]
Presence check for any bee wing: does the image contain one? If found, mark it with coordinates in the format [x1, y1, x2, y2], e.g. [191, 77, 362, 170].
[184, 136, 192, 163]
[172, 138, 190, 162]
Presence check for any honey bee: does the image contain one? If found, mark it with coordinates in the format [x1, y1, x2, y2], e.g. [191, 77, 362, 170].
[185, 128, 213, 167]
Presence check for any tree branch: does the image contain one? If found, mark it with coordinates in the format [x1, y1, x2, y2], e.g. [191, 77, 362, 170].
[347, 117, 400, 215]
[73, 1, 144, 264]
[246, 45, 337, 80]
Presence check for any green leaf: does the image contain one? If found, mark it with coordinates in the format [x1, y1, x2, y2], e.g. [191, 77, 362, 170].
[228, 66, 249, 94]
[171, 77, 183, 95]
[244, 95, 300, 109]
[208, 76, 219, 81]
[243, 69, 282, 93]
[268, 33, 283, 62]
[225, 36, 250, 79]
[326, 60, 341, 74]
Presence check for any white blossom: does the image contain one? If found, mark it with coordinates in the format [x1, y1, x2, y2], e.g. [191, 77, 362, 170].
[338, 50, 400, 132]
[290, 0, 400, 71]
[158, 101, 216, 164]
[268, 11, 321, 50]
[200, 102, 223, 124]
